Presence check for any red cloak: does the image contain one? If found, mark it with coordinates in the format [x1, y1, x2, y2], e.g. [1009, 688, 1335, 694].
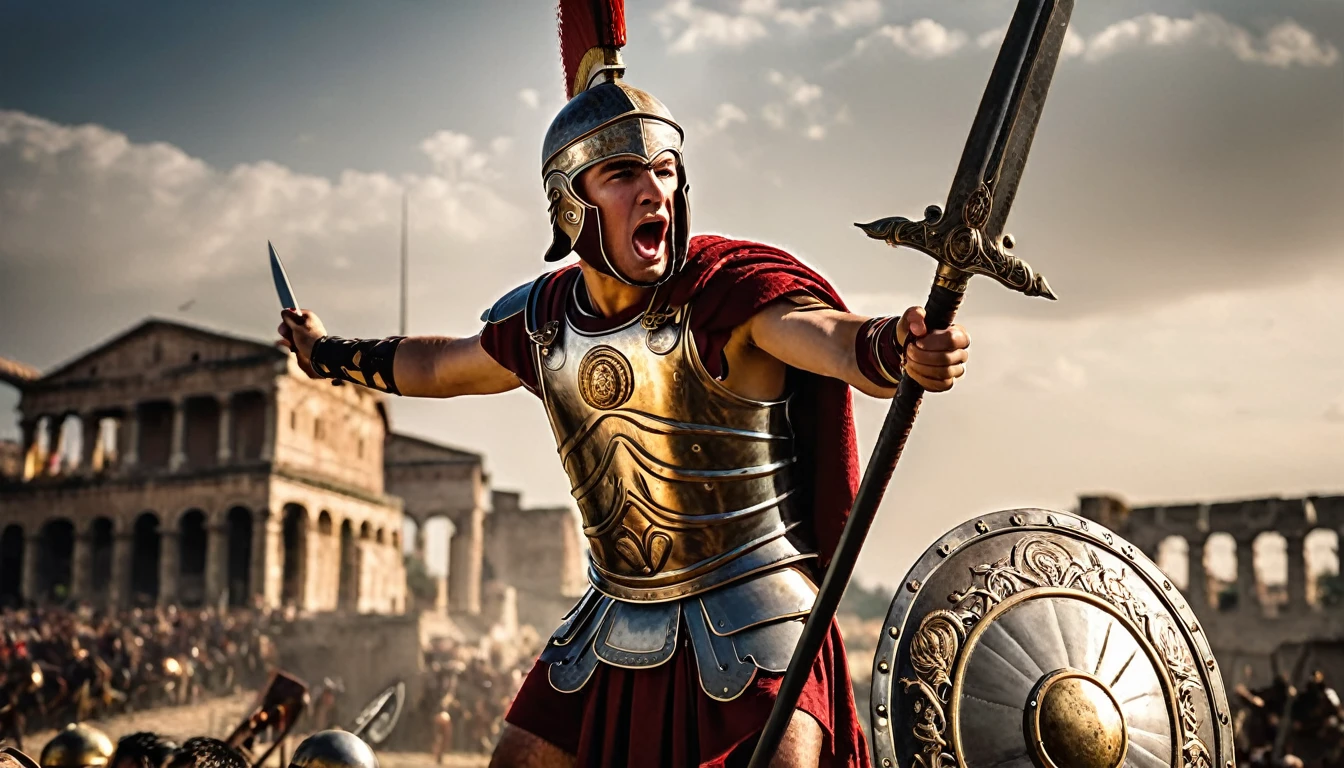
[481, 235, 870, 767]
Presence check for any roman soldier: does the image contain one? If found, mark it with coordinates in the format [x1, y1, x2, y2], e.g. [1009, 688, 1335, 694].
[277, 1, 972, 765]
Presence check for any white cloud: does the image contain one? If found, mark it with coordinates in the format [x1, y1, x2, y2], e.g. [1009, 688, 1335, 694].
[0, 110, 520, 294]
[692, 102, 751, 138]
[760, 71, 841, 139]
[655, 0, 882, 53]
[654, 0, 769, 54]
[1083, 13, 1338, 67]
[975, 13, 1339, 68]
[517, 88, 540, 109]
[767, 70, 823, 105]
[867, 19, 968, 59]
[1003, 356, 1088, 393]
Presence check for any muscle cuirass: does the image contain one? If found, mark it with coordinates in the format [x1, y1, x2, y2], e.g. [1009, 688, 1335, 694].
[500, 274, 820, 700]
[532, 283, 813, 602]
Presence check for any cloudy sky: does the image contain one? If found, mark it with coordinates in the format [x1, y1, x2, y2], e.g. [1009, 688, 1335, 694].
[1, 0, 1341, 591]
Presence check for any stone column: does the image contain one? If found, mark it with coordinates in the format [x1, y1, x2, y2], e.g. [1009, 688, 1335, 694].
[252, 513, 283, 608]
[159, 529, 180, 604]
[108, 533, 133, 608]
[448, 507, 485, 615]
[122, 408, 141, 471]
[301, 528, 322, 612]
[46, 417, 64, 476]
[169, 399, 188, 472]
[1285, 532, 1308, 612]
[205, 524, 230, 608]
[217, 396, 233, 465]
[21, 535, 41, 604]
[20, 418, 39, 481]
[260, 396, 277, 462]
[70, 531, 93, 601]
[1186, 537, 1207, 612]
[81, 415, 101, 475]
[1236, 535, 1258, 614]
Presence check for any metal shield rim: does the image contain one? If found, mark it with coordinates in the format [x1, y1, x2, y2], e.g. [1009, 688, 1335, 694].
[869, 507, 1235, 768]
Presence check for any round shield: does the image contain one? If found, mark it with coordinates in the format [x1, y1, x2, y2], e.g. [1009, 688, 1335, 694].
[349, 682, 405, 746]
[871, 508, 1234, 768]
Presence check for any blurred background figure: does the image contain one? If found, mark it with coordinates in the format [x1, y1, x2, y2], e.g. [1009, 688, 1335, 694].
[161, 739, 244, 768]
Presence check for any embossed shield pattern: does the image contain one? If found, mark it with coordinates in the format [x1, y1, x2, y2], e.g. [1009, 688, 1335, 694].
[872, 509, 1234, 768]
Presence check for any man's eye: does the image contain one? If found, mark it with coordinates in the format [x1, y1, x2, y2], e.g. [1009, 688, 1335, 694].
[610, 171, 632, 180]
[656, 168, 675, 178]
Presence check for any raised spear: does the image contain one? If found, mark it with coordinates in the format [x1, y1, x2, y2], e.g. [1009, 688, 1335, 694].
[747, 1, 1073, 764]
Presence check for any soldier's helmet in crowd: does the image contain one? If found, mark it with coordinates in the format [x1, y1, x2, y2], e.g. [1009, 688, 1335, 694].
[39, 725, 114, 768]
[288, 732, 377, 768]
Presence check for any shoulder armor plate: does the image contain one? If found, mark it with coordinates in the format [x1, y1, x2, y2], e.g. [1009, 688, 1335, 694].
[480, 280, 533, 324]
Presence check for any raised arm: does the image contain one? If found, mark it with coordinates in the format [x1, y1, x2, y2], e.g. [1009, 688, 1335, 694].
[746, 298, 969, 398]
[278, 309, 520, 398]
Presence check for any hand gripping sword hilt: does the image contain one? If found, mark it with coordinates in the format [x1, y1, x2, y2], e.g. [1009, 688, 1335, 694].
[856, 195, 1056, 300]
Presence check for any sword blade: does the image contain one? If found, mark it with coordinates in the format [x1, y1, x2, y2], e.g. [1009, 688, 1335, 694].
[946, 0, 1074, 240]
[269, 241, 300, 310]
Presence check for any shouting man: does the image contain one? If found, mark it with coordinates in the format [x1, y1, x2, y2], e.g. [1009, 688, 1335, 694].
[279, 3, 970, 766]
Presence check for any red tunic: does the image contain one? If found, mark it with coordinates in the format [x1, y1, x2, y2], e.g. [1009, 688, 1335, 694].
[481, 235, 870, 768]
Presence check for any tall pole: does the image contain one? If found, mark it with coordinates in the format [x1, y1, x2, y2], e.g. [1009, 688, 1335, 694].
[400, 189, 409, 336]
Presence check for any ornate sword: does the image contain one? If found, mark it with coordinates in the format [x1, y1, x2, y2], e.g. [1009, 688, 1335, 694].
[747, 1, 1072, 764]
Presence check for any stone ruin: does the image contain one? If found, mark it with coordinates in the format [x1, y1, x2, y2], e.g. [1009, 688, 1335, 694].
[0, 317, 586, 632]
[1077, 492, 1344, 685]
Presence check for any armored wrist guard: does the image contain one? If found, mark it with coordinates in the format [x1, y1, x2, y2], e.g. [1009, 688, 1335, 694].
[855, 316, 904, 388]
[310, 336, 405, 395]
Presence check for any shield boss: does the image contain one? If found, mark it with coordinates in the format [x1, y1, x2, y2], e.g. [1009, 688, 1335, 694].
[871, 508, 1235, 768]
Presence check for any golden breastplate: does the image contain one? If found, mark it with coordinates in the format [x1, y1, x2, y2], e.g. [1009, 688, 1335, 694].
[534, 301, 813, 602]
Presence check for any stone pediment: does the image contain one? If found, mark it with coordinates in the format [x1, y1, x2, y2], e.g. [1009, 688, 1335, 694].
[39, 318, 283, 386]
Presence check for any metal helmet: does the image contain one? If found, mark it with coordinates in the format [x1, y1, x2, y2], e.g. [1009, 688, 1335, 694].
[543, 1, 690, 288]
[287, 732, 377, 768]
[39, 725, 114, 768]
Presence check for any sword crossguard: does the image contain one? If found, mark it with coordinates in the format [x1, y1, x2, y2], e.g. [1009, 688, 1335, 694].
[857, 184, 1055, 300]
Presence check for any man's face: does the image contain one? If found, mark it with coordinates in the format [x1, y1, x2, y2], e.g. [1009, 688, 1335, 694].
[576, 152, 678, 284]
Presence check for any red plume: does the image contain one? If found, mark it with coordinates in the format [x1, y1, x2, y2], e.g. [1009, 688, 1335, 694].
[557, 0, 626, 97]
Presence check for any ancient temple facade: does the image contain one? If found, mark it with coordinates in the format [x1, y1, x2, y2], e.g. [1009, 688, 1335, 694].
[0, 318, 407, 612]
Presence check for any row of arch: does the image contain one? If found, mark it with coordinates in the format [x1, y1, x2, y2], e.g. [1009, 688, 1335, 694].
[0, 504, 401, 610]
[1155, 528, 1339, 613]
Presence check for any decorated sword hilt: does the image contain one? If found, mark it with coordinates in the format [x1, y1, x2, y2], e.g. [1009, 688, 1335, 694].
[857, 182, 1056, 300]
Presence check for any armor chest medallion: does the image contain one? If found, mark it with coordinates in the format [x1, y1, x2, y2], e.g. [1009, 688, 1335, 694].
[577, 346, 633, 410]
[532, 295, 813, 603]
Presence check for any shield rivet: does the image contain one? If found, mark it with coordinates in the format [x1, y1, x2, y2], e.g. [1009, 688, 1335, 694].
[1046, 515, 1057, 526]
[888, 626, 900, 638]
[878, 660, 890, 673]
[975, 521, 989, 533]
[1103, 533, 1113, 544]
[875, 704, 887, 716]
[938, 543, 952, 557]
[907, 579, 921, 592]
[1010, 514, 1025, 526]
[1219, 711, 1229, 724]
[875, 717, 888, 730]
[1206, 658, 1216, 670]
[1163, 580, 1171, 590]
[1080, 520, 1089, 531]
[883, 760, 892, 767]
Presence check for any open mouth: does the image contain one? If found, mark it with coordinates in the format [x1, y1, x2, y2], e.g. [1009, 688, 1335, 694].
[632, 219, 668, 261]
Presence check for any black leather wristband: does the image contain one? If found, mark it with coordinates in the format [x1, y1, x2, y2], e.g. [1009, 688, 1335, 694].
[310, 336, 406, 395]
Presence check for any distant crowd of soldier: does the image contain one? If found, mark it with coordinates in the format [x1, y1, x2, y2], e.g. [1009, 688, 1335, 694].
[420, 635, 531, 759]
[1235, 665, 1344, 768]
[0, 606, 281, 750]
